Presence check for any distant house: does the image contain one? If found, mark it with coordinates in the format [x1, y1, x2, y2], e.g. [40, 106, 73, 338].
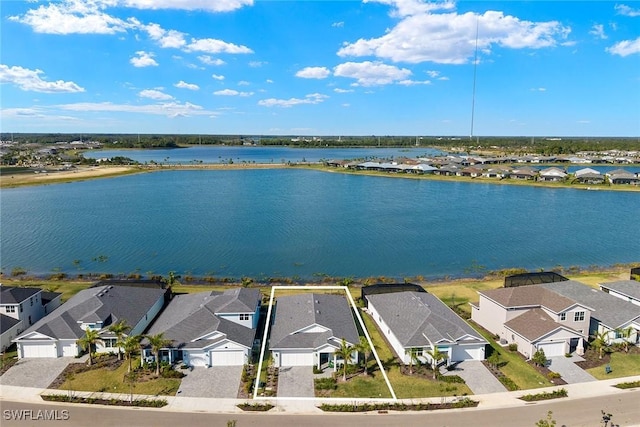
[143, 288, 261, 367]
[471, 286, 590, 358]
[574, 168, 604, 184]
[433, 164, 461, 176]
[508, 167, 538, 180]
[458, 166, 483, 178]
[269, 293, 359, 369]
[607, 169, 639, 185]
[599, 280, 640, 307]
[538, 167, 567, 182]
[0, 285, 61, 352]
[14, 283, 165, 358]
[367, 291, 487, 366]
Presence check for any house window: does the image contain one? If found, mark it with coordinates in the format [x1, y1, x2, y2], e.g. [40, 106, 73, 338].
[6, 306, 16, 313]
[20, 304, 23, 313]
[415, 348, 423, 357]
[104, 338, 117, 348]
[239, 314, 250, 321]
[574, 312, 585, 322]
[30, 297, 34, 306]
[559, 313, 566, 321]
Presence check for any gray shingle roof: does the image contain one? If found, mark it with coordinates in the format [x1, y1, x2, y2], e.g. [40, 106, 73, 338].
[599, 280, 640, 302]
[0, 286, 40, 304]
[540, 281, 640, 329]
[1, 313, 20, 334]
[478, 286, 578, 313]
[16, 285, 165, 341]
[504, 308, 580, 341]
[366, 291, 486, 347]
[269, 293, 359, 350]
[146, 288, 260, 349]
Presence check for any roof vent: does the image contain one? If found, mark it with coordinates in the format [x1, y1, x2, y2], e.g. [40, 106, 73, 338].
[315, 300, 319, 304]
[316, 310, 320, 314]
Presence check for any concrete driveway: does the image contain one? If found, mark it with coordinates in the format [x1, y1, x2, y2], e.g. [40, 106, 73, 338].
[548, 355, 596, 384]
[0, 357, 78, 389]
[176, 366, 243, 398]
[277, 366, 314, 397]
[442, 360, 507, 394]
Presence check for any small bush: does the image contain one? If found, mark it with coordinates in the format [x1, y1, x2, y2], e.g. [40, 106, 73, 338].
[438, 375, 466, 384]
[312, 366, 324, 374]
[519, 388, 567, 402]
[547, 371, 561, 380]
[237, 402, 274, 412]
[314, 377, 337, 390]
[499, 376, 519, 391]
[614, 381, 640, 389]
[508, 343, 518, 352]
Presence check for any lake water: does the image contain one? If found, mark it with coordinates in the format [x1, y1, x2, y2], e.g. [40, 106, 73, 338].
[1, 168, 638, 280]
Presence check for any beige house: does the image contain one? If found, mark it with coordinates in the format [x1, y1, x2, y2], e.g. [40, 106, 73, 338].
[471, 286, 591, 358]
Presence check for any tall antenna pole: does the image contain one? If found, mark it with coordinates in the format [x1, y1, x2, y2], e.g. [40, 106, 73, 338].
[470, 18, 479, 141]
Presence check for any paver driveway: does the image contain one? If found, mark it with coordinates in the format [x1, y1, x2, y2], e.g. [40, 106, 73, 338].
[442, 360, 507, 394]
[548, 356, 596, 384]
[0, 357, 78, 389]
[176, 366, 243, 398]
[277, 366, 314, 397]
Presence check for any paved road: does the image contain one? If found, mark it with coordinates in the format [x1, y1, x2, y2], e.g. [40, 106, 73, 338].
[2, 390, 639, 427]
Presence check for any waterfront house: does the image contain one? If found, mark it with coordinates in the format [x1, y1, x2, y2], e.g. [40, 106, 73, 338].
[471, 286, 591, 358]
[367, 291, 487, 366]
[142, 288, 261, 367]
[14, 282, 165, 358]
[599, 280, 640, 307]
[508, 167, 538, 180]
[269, 293, 359, 370]
[574, 168, 604, 184]
[538, 167, 568, 182]
[1, 285, 61, 352]
[607, 169, 639, 185]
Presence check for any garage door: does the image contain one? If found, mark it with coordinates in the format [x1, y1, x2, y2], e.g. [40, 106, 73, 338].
[452, 345, 484, 361]
[537, 342, 565, 357]
[22, 342, 57, 358]
[210, 350, 245, 366]
[189, 356, 208, 367]
[62, 343, 77, 357]
[280, 352, 313, 366]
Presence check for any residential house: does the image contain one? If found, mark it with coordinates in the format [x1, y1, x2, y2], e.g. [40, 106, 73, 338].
[607, 169, 639, 185]
[471, 286, 591, 358]
[143, 288, 261, 367]
[367, 291, 487, 366]
[508, 167, 538, 180]
[269, 293, 359, 369]
[538, 167, 568, 182]
[599, 280, 640, 307]
[574, 168, 604, 184]
[14, 282, 166, 358]
[0, 286, 61, 352]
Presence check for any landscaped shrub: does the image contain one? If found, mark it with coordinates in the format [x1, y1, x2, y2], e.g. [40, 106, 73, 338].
[318, 399, 478, 412]
[312, 366, 323, 374]
[499, 376, 519, 391]
[314, 377, 337, 390]
[519, 388, 567, 402]
[438, 374, 466, 384]
[508, 343, 518, 352]
[614, 381, 640, 389]
[237, 402, 274, 412]
[547, 371, 561, 380]
[41, 394, 167, 407]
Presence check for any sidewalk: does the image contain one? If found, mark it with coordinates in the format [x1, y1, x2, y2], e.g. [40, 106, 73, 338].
[2, 375, 639, 415]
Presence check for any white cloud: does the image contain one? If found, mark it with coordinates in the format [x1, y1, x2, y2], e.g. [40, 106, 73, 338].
[8, 0, 132, 35]
[186, 38, 253, 54]
[238, 81, 250, 86]
[121, 0, 253, 12]
[615, 4, 640, 17]
[398, 79, 431, 86]
[198, 55, 226, 66]
[266, 79, 274, 84]
[333, 61, 412, 86]
[589, 24, 607, 40]
[338, 9, 571, 64]
[366, 0, 456, 18]
[57, 101, 216, 118]
[130, 51, 158, 67]
[258, 93, 329, 108]
[332, 21, 344, 28]
[143, 23, 186, 48]
[0, 64, 85, 93]
[213, 89, 254, 96]
[249, 61, 267, 67]
[334, 88, 354, 93]
[174, 80, 200, 90]
[296, 67, 331, 79]
[139, 89, 173, 100]
[530, 87, 546, 92]
[211, 74, 225, 80]
[606, 37, 640, 56]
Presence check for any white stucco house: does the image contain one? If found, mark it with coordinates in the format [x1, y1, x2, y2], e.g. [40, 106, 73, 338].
[14, 282, 166, 358]
[599, 280, 640, 307]
[367, 291, 487, 366]
[143, 288, 262, 367]
[0, 285, 61, 353]
[269, 293, 359, 370]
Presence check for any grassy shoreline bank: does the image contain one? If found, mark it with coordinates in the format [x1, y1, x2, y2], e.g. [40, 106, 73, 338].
[2, 163, 639, 192]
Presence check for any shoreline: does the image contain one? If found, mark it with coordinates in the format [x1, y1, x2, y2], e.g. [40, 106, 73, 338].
[2, 163, 639, 192]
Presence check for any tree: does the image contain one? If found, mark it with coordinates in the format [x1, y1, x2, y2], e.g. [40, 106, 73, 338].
[614, 326, 634, 353]
[591, 331, 610, 359]
[334, 338, 355, 382]
[356, 336, 372, 376]
[146, 333, 172, 376]
[532, 348, 547, 367]
[77, 328, 102, 366]
[487, 350, 501, 369]
[108, 320, 131, 361]
[405, 348, 421, 375]
[425, 346, 447, 379]
[122, 334, 143, 373]
[535, 410, 557, 427]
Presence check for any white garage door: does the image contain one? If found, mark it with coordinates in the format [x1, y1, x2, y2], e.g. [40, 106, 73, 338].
[452, 345, 484, 361]
[189, 356, 208, 367]
[210, 350, 245, 366]
[62, 343, 77, 357]
[280, 352, 314, 366]
[22, 342, 57, 358]
[537, 342, 565, 357]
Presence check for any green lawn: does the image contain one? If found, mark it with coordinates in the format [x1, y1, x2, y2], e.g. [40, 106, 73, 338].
[587, 352, 640, 380]
[60, 358, 181, 396]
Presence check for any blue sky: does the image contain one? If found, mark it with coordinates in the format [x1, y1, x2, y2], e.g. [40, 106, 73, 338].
[1, 0, 639, 137]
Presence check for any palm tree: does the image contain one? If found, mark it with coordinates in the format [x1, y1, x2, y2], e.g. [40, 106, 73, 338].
[356, 336, 373, 376]
[108, 320, 131, 361]
[334, 338, 355, 382]
[77, 328, 102, 366]
[405, 348, 421, 375]
[425, 346, 447, 379]
[591, 330, 610, 359]
[122, 334, 143, 373]
[615, 326, 634, 353]
[146, 333, 172, 376]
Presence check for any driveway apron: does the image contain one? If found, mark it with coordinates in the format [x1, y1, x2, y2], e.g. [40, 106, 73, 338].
[0, 357, 79, 389]
[176, 366, 243, 398]
[442, 360, 507, 394]
[548, 356, 597, 384]
[277, 366, 314, 398]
